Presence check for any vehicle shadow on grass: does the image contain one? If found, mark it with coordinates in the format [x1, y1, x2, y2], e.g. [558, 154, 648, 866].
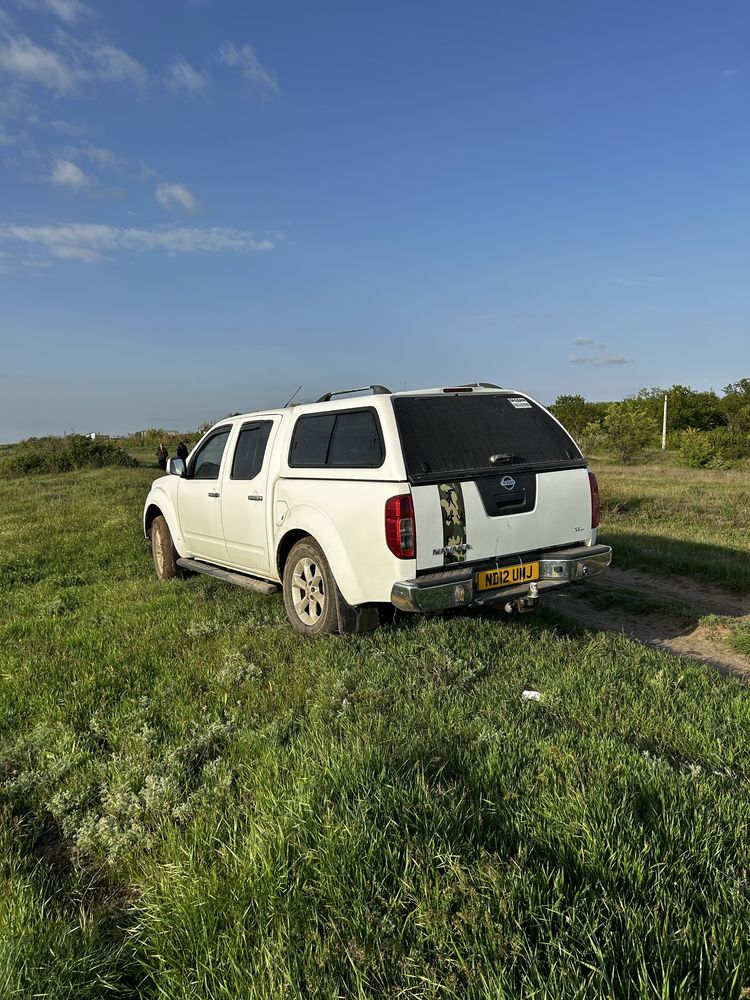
[598, 529, 750, 596]
[378, 540, 750, 677]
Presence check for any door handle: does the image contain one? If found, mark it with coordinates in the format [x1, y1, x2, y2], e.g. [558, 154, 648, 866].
[247, 494, 263, 502]
[207, 491, 220, 498]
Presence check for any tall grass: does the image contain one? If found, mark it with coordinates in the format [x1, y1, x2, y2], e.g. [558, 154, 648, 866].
[598, 463, 750, 591]
[1, 462, 749, 997]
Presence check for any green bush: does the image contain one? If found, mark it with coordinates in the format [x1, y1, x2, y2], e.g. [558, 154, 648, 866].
[576, 420, 607, 455]
[117, 427, 199, 450]
[677, 427, 750, 469]
[2, 435, 138, 476]
[600, 402, 656, 464]
[707, 426, 750, 459]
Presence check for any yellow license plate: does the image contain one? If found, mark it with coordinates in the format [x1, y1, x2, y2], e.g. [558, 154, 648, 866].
[477, 561, 540, 591]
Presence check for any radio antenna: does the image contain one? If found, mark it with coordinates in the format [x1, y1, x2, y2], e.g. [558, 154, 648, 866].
[284, 385, 302, 407]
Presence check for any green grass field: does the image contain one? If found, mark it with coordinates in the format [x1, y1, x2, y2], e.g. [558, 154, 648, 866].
[1, 456, 750, 999]
[596, 461, 750, 591]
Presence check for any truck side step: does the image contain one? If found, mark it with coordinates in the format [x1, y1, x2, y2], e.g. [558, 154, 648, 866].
[176, 558, 280, 594]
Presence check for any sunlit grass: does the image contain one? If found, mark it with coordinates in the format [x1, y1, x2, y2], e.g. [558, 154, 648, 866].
[1, 460, 749, 998]
[596, 462, 750, 590]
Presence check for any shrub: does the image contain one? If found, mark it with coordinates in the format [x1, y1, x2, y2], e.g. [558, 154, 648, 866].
[600, 402, 656, 464]
[576, 420, 608, 455]
[117, 428, 199, 449]
[2, 435, 138, 476]
[707, 426, 750, 460]
[678, 427, 750, 469]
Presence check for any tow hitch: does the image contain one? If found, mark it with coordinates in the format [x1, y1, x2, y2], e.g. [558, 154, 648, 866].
[504, 582, 539, 614]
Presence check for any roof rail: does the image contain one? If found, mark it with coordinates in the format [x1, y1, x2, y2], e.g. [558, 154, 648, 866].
[315, 384, 392, 403]
[442, 382, 503, 392]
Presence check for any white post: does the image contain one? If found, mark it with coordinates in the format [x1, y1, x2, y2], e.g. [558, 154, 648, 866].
[662, 394, 668, 450]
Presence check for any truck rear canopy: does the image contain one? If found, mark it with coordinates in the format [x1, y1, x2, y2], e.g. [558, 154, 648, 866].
[392, 393, 584, 483]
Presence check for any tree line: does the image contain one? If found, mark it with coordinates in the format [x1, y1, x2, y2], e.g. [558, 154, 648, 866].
[550, 380, 750, 466]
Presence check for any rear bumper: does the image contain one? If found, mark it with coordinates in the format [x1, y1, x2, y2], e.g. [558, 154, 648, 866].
[390, 544, 612, 613]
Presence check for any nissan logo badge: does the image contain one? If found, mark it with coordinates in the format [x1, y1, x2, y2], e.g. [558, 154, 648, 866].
[500, 475, 516, 491]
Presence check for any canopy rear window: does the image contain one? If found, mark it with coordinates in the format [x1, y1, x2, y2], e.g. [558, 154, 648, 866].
[393, 394, 583, 481]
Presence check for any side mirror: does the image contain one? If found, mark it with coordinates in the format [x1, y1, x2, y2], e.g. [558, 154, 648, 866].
[167, 457, 186, 477]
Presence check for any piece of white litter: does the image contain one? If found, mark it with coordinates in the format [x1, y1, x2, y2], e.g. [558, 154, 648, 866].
[521, 690, 541, 702]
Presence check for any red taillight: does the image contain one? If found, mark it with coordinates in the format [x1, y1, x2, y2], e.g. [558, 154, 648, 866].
[589, 472, 601, 529]
[385, 494, 416, 559]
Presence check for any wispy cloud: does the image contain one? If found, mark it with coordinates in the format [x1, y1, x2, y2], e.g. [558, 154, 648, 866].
[568, 336, 632, 366]
[49, 156, 91, 188]
[0, 34, 77, 92]
[155, 181, 198, 212]
[219, 41, 279, 94]
[54, 142, 122, 171]
[71, 143, 118, 165]
[73, 39, 148, 96]
[0, 222, 276, 264]
[0, 30, 148, 96]
[721, 67, 742, 78]
[49, 117, 87, 135]
[569, 353, 632, 367]
[16, 0, 90, 24]
[167, 54, 209, 96]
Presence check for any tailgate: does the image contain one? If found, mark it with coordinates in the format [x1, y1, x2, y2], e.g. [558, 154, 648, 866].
[412, 468, 593, 571]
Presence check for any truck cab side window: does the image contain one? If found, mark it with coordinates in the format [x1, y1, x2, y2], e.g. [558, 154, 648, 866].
[191, 429, 230, 480]
[289, 409, 384, 468]
[231, 422, 272, 479]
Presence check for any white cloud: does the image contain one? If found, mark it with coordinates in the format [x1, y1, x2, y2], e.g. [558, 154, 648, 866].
[81, 41, 148, 96]
[82, 144, 116, 164]
[219, 41, 279, 94]
[17, 0, 90, 23]
[49, 118, 87, 135]
[573, 336, 606, 348]
[0, 34, 77, 92]
[0, 222, 276, 263]
[155, 181, 198, 212]
[49, 157, 91, 188]
[0, 128, 16, 144]
[569, 353, 633, 367]
[167, 54, 209, 96]
[64, 143, 118, 165]
[51, 242, 101, 261]
[0, 32, 148, 97]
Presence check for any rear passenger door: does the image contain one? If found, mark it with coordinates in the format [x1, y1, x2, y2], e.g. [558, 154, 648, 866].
[221, 418, 278, 574]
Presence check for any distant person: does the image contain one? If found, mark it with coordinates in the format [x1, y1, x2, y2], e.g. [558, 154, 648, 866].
[176, 441, 189, 462]
[156, 441, 168, 470]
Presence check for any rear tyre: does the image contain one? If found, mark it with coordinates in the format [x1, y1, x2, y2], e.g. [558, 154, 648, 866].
[150, 514, 183, 580]
[282, 539, 341, 637]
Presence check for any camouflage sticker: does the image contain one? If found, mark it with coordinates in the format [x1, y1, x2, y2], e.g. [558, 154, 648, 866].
[438, 481, 467, 563]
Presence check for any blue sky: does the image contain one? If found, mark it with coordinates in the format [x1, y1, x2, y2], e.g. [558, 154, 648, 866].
[0, 0, 748, 441]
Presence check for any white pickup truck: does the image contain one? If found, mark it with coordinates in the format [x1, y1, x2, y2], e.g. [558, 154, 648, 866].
[143, 383, 611, 635]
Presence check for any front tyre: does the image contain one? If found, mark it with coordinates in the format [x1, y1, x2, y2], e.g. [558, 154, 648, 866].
[282, 539, 341, 637]
[150, 514, 183, 580]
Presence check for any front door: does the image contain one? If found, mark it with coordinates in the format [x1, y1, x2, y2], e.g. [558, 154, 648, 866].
[177, 426, 232, 563]
[221, 418, 278, 574]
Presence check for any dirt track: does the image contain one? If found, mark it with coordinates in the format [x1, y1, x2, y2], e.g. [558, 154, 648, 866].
[544, 566, 750, 679]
